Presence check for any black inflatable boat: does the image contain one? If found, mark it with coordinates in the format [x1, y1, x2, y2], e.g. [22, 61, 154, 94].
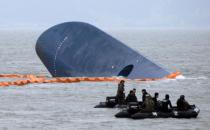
[115, 102, 200, 119]
[94, 96, 127, 108]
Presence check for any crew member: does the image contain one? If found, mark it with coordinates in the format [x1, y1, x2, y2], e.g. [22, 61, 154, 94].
[142, 94, 155, 112]
[133, 88, 136, 95]
[161, 94, 173, 112]
[116, 80, 125, 105]
[177, 95, 191, 111]
[126, 90, 138, 103]
[152, 92, 160, 111]
[141, 89, 148, 102]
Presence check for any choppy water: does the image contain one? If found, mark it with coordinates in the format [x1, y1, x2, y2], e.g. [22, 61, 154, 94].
[0, 29, 210, 130]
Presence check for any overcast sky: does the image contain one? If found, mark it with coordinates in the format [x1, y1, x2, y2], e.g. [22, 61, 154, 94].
[0, 0, 209, 29]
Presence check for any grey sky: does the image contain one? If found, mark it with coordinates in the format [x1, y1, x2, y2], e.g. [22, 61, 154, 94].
[0, 0, 210, 29]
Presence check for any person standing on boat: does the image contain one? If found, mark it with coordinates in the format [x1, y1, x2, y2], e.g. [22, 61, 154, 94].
[116, 80, 125, 105]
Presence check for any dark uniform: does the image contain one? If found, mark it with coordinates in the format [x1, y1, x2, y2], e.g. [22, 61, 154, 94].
[142, 92, 148, 102]
[142, 94, 155, 112]
[177, 96, 191, 111]
[116, 82, 125, 104]
[161, 99, 173, 112]
[126, 92, 137, 103]
[152, 97, 159, 111]
[152, 92, 160, 111]
[161, 94, 173, 112]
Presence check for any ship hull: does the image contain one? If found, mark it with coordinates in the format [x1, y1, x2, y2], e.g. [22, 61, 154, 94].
[36, 22, 170, 78]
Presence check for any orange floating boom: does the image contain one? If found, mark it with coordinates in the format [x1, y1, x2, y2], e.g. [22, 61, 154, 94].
[0, 72, 181, 87]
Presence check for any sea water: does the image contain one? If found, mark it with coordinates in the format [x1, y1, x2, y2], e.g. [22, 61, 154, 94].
[0, 29, 209, 130]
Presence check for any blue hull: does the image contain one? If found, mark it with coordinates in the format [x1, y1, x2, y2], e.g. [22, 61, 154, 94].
[36, 22, 170, 79]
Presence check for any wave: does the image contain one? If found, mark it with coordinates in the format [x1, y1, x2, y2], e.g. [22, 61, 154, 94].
[175, 75, 208, 80]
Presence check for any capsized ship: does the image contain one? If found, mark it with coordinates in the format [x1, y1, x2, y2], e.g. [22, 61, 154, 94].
[36, 22, 173, 79]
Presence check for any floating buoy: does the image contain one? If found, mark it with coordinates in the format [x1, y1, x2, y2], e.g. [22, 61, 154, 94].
[0, 72, 181, 87]
[165, 71, 182, 79]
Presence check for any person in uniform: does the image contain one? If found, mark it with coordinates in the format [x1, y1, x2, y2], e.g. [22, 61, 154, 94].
[161, 94, 173, 112]
[116, 80, 125, 105]
[177, 95, 191, 111]
[126, 90, 138, 103]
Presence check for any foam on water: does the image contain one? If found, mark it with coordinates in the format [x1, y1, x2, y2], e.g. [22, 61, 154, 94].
[175, 75, 185, 79]
[173, 75, 208, 80]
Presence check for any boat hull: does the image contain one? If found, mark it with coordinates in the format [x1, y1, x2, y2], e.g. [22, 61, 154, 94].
[36, 22, 170, 78]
